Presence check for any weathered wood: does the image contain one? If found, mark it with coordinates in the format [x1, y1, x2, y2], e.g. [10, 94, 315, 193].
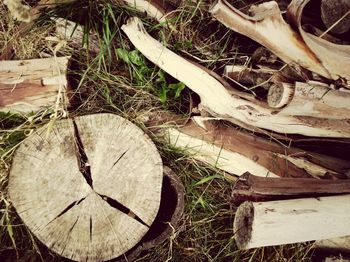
[267, 82, 294, 108]
[231, 172, 350, 206]
[0, 57, 70, 114]
[211, 0, 350, 82]
[8, 114, 163, 261]
[116, 166, 185, 262]
[164, 116, 349, 178]
[234, 195, 350, 249]
[210, 0, 331, 79]
[123, 0, 176, 30]
[121, 17, 350, 137]
[268, 81, 350, 119]
[287, 0, 350, 82]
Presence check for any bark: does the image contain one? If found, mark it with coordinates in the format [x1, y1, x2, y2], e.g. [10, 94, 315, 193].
[121, 17, 350, 137]
[231, 172, 350, 206]
[234, 195, 350, 249]
[0, 56, 70, 114]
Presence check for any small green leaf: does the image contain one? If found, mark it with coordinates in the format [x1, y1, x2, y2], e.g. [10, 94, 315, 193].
[169, 82, 186, 98]
[116, 48, 130, 64]
[158, 84, 168, 103]
[129, 50, 145, 66]
[7, 224, 17, 249]
[156, 70, 166, 83]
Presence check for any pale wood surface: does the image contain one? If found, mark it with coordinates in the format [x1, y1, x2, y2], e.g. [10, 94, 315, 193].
[9, 114, 163, 261]
[234, 195, 350, 249]
[121, 17, 350, 137]
[0, 57, 69, 113]
[166, 117, 350, 178]
[210, 0, 331, 79]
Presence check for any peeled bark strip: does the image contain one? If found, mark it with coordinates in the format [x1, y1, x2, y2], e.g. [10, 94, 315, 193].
[272, 82, 350, 119]
[0, 57, 69, 114]
[122, 17, 350, 137]
[234, 195, 350, 249]
[164, 117, 349, 178]
[9, 114, 163, 261]
[287, 0, 350, 82]
[231, 172, 350, 206]
[210, 0, 331, 79]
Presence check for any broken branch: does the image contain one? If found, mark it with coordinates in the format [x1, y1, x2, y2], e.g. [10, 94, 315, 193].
[122, 17, 350, 137]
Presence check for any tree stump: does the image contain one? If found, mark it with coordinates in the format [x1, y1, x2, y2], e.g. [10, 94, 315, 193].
[8, 114, 163, 261]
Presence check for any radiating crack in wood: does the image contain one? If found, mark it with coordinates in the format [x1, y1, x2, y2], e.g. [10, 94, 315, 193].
[61, 216, 79, 255]
[89, 216, 92, 241]
[72, 119, 93, 189]
[112, 150, 128, 169]
[48, 197, 86, 225]
[98, 193, 150, 228]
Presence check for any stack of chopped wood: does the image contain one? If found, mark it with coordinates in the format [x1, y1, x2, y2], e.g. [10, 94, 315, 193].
[119, 0, 350, 254]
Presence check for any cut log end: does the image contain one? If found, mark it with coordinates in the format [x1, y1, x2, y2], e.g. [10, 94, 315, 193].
[233, 201, 254, 249]
[267, 83, 294, 108]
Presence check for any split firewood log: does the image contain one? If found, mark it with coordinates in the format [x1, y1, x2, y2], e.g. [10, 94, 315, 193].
[121, 17, 350, 137]
[8, 114, 163, 261]
[142, 112, 350, 178]
[233, 195, 350, 249]
[231, 172, 350, 206]
[0, 56, 70, 114]
[210, 0, 350, 83]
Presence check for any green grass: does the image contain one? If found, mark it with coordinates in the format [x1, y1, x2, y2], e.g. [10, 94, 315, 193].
[0, 1, 316, 261]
